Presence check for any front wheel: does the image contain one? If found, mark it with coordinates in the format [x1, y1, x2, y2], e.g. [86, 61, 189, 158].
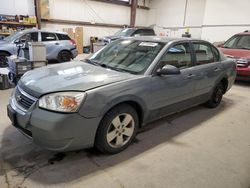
[95, 104, 139, 154]
[205, 83, 224, 108]
[58, 51, 72, 63]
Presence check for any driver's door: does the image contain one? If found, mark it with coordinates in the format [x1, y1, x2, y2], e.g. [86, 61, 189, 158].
[149, 42, 196, 118]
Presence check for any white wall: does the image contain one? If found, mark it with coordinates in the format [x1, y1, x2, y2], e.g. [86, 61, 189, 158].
[201, 0, 250, 42]
[44, 0, 149, 45]
[0, 0, 35, 16]
[148, 0, 205, 39]
[148, 0, 250, 43]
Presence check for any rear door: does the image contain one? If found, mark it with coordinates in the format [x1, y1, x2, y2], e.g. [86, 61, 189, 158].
[150, 42, 196, 117]
[41, 32, 60, 60]
[190, 41, 223, 96]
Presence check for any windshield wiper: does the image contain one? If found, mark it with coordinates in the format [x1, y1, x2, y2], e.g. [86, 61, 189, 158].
[237, 47, 250, 50]
[83, 59, 100, 66]
[99, 63, 127, 73]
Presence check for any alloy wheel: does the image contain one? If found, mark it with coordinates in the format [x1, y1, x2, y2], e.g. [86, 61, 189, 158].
[106, 113, 135, 148]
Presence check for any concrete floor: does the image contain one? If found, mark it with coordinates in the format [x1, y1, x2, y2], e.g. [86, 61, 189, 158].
[0, 80, 250, 188]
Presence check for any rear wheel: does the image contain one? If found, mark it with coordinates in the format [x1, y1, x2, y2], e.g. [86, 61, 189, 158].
[0, 52, 9, 67]
[95, 104, 139, 154]
[58, 51, 71, 63]
[205, 83, 224, 108]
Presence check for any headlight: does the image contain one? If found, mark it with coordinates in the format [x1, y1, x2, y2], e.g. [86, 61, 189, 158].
[39, 92, 86, 112]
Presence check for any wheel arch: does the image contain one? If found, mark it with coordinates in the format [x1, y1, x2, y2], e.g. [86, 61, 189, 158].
[0, 50, 12, 56]
[58, 49, 73, 58]
[220, 77, 229, 94]
[101, 98, 146, 128]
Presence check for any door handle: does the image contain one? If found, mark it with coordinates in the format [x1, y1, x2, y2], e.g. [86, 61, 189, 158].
[55, 42, 59, 45]
[187, 74, 195, 79]
[214, 67, 220, 72]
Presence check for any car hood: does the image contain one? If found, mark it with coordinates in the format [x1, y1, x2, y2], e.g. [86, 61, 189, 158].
[19, 61, 135, 97]
[220, 48, 250, 59]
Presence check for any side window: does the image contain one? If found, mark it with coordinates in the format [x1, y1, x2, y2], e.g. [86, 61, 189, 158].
[224, 35, 239, 48]
[193, 43, 215, 65]
[19, 32, 38, 42]
[132, 29, 144, 36]
[236, 35, 250, 49]
[41, 32, 57, 41]
[159, 43, 192, 69]
[56, 33, 71, 40]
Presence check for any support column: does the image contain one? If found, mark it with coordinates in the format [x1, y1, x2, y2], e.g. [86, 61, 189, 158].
[34, 0, 41, 29]
[130, 0, 138, 28]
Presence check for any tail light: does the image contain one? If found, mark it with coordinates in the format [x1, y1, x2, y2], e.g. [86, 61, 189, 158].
[70, 39, 76, 46]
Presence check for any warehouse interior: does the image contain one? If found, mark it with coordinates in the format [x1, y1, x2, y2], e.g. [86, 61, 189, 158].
[0, 0, 250, 187]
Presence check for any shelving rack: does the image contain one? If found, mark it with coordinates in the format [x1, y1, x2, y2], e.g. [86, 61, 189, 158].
[0, 17, 37, 38]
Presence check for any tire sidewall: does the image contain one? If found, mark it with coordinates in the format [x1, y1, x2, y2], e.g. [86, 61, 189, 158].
[58, 51, 71, 62]
[95, 104, 139, 154]
[206, 83, 224, 108]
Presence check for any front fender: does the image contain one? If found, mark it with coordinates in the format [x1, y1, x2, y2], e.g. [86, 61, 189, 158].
[78, 76, 151, 120]
[100, 94, 147, 117]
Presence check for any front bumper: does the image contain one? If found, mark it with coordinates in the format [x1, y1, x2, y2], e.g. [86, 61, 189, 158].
[71, 48, 78, 59]
[236, 67, 250, 81]
[7, 93, 101, 151]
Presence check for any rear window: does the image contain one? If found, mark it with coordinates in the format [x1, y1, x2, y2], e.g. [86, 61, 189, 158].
[133, 29, 155, 36]
[56, 33, 71, 40]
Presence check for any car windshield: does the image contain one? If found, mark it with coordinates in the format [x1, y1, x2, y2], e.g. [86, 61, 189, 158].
[114, 28, 135, 37]
[224, 35, 250, 50]
[88, 39, 164, 74]
[3, 31, 24, 41]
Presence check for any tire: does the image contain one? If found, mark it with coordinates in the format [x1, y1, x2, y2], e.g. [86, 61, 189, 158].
[95, 104, 139, 154]
[205, 83, 224, 108]
[0, 52, 9, 67]
[58, 51, 72, 63]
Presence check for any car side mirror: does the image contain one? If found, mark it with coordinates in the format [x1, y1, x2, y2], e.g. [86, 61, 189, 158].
[134, 34, 140, 37]
[156, 64, 181, 76]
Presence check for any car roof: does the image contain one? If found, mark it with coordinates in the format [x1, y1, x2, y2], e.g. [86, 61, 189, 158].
[123, 36, 208, 44]
[236, 31, 250, 35]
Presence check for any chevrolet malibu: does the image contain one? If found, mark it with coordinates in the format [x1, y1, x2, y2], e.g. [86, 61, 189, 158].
[7, 37, 236, 154]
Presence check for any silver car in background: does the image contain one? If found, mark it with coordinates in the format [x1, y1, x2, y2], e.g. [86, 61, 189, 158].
[0, 29, 78, 66]
[7, 37, 236, 154]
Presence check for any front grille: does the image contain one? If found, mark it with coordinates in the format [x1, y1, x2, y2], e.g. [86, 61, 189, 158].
[236, 59, 249, 68]
[15, 86, 37, 110]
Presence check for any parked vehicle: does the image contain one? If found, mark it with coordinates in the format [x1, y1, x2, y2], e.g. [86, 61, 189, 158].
[100, 27, 156, 44]
[7, 37, 236, 154]
[0, 29, 78, 67]
[216, 30, 250, 81]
